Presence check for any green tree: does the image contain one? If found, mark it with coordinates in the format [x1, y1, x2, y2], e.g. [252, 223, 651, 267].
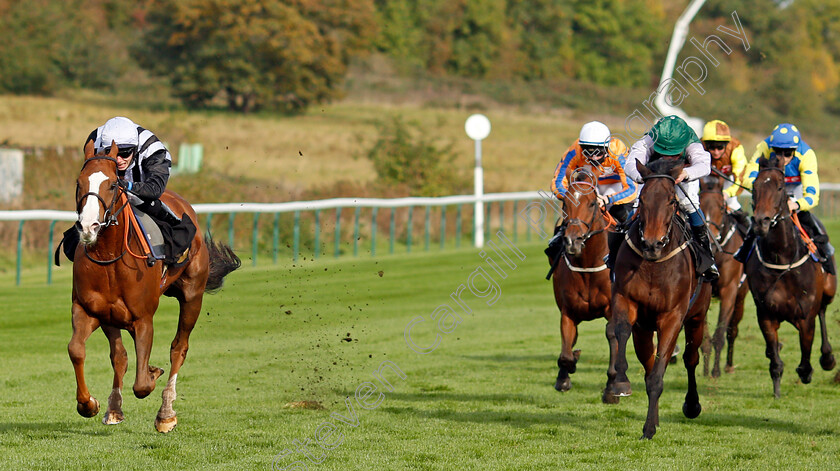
[134, 0, 376, 113]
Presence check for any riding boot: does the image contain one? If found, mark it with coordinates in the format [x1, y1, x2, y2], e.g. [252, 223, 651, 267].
[734, 229, 756, 264]
[607, 231, 624, 280]
[798, 211, 836, 275]
[545, 224, 566, 262]
[729, 208, 752, 234]
[691, 224, 720, 281]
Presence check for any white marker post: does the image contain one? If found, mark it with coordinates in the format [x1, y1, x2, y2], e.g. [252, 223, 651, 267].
[465, 114, 491, 248]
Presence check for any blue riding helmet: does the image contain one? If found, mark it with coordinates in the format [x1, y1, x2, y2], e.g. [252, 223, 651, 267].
[768, 123, 801, 149]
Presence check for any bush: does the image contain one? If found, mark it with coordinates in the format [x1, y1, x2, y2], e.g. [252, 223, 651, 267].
[360, 115, 468, 196]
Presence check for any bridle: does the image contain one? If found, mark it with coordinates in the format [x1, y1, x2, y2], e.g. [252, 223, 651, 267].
[752, 167, 788, 229]
[564, 182, 608, 246]
[638, 173, 679, 250]
[699, 187, 735, 250]
[76, 155, 131, 264]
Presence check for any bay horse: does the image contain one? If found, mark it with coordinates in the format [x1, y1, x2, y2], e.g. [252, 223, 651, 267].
[550, 172, 612, 392]
[605, 158, 711, 439]
[699, 175, 749, 377]
[744, 156, 835, 398]
[70, 141, 240, 432]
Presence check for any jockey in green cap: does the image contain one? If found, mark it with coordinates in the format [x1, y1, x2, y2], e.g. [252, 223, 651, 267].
[624, 115, 720, 281]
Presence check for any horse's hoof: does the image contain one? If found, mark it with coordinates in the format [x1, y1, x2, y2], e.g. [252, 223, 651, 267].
[725, 365, 736, 374]
[820, 354, 836, 371]
[102, 410, 125, 425]
[149, 365, 165, 381]
[77, 397, 100, 418]
[155, 415, 177, 433]
[796, 366, 813, 384]
[640, 427, 656, 440]
[682, 401, 702, 419]
[609, 381, 632, 397]
[573, 349, 582, 361]
[555, 376, 571, 392]
[602, 389, 620, 404]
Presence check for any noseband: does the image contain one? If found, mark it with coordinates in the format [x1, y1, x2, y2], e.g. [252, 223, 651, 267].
[564, 183, 608, 245]
[639, 174, 679, 249]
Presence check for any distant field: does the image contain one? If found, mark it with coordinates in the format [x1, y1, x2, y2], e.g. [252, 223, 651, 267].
[5, 92, 840, 199]
[3, 232, 840, 470]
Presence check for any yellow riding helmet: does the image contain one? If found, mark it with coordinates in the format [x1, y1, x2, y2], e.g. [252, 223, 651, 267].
[702, 120, 731, 142]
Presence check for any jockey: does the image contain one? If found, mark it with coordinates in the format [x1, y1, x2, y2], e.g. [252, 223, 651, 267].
[85, 117, 182, 228]
[735, 123, 835, 274]
[625, 115, 720, 281]
[701, 119, 751, 230]
[546, 121, 636, 262]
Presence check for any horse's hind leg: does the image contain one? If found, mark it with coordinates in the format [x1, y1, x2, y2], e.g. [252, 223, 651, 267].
[757, 316, 784, 398]
[795, 315, 816, 384]
[129, 317, 164, 399]
[68, 303, 101, 418]
[102, 326, 127, 425]
[156, 293, 204, 433]
[726, 285, 748, 373]
[712, 284, 738, 378]
[818, 300, 836, 371]
[555, 314, 580, 392]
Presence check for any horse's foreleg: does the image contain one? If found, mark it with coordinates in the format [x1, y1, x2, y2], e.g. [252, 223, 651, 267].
[156, 294, 203, 433]
[682, 313, 705, 420]
[641, 312, 682, 440]
[757, 315, 784, 398]
[818, 300, 836, 371]
[102, 326, 127, 425]
[68, 303, 101, 418]
[795, 314, 816, 384]
[712, 283, 738, 378]
[555, 313, 580, 392]
[606, 295, 635, 400]
[130, 317, 163, 399]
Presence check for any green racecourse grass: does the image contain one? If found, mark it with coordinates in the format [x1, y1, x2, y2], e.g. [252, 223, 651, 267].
[4, 231, 840, 470]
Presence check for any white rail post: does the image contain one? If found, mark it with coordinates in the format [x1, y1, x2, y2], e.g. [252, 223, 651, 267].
[465, 114, 491, 248]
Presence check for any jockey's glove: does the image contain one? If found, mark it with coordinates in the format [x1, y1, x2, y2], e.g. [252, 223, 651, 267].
[117, 179, 133, 192]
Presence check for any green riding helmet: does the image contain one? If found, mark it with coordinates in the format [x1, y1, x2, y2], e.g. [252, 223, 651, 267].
[648, 115, 700, 156]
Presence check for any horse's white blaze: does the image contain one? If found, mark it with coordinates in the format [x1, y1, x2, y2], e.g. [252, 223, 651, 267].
[79, 171, 109, 238]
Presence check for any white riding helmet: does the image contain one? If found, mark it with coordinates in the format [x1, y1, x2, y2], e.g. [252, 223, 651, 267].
[578, 121, 611, 147]
[100, 117, 139, 149]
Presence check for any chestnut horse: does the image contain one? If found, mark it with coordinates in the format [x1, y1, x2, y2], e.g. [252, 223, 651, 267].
[699, 175, 749, 377]
[550, 173, 611, 392]
[605, 159, 711, 439]
[70, 142, 240, 432]
[744, 156, 835, 398]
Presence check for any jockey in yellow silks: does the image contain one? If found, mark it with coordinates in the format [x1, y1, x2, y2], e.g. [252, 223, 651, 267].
[734, 123, 835, 274]
[701, 120, 751, 230]
[546, 121, 637, 266]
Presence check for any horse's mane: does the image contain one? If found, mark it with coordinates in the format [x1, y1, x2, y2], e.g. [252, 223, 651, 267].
[647, 157, 681, 176]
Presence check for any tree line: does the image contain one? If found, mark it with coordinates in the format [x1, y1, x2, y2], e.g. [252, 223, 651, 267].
[1, 0, 839, 119]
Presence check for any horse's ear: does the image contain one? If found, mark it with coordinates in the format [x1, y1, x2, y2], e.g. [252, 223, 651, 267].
[758, 156, 769, 169]
[635, 159, 652, 178]
[107, 140, 118, 158]
[84, 139, 94, 159]
[670, 163, 685, 180]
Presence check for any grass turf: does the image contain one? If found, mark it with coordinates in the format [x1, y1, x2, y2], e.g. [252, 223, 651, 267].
[2, 233, 840, 470]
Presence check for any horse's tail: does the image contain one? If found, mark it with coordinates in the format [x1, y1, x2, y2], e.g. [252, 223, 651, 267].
[205, 233, 241, 294]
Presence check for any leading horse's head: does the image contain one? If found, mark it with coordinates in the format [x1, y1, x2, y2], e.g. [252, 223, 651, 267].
[76, 140, 121, 245]
[562, 169, 604, 256]
[635, 158, 684, 261]
[699, 175, 726, 240]
[751, 156, 788, 237]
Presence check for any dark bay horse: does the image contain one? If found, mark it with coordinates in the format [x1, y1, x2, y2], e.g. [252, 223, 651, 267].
[550, 173, 611, 392]
[605, 159, 711, 439]
[699, 176, 749, 377]
[70, 141, 240, 432]
[744, 156, 835, 398]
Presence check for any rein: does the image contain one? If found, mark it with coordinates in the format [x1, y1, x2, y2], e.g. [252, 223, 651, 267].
[628, 173, 689, 263]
